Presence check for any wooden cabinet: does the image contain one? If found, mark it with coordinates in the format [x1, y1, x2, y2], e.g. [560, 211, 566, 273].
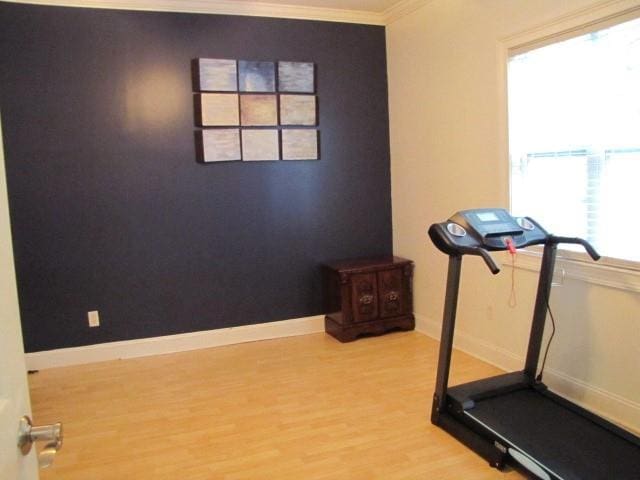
[323, 256, 414, 342]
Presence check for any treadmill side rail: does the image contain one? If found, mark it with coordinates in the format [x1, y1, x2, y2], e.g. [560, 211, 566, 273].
[446, 371, 533, 411]
[434, 411, 508, 470]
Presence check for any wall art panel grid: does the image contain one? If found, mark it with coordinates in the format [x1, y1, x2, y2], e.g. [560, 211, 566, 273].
[193, 58, 319, 162]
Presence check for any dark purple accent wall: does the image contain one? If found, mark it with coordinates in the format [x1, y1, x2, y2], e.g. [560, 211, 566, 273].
[0, 2, 392, 352]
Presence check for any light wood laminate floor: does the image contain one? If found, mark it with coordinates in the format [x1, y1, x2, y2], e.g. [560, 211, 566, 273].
[29, 331, 523, 479]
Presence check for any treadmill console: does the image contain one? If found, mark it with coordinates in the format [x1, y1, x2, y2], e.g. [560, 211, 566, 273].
[429, 208, 547, 259]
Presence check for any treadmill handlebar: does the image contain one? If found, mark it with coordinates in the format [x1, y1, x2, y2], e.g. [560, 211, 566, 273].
[456, 246, 501, 275]
[547, 235, 601, 261]
[477, 248, 501, 275]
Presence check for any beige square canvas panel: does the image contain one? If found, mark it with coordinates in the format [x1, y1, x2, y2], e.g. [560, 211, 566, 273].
[282, 129, 318, 160]
[280, 95, 316, 126]
[200, 129, 241, 162]
[198, 93, 239, 126]
[240, 95, 277, 126]
[242, 129, 279, 161]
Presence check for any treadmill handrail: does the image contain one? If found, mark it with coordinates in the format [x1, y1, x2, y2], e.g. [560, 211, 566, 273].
[457, 246, 500, 274]
[547, 235, 600, 261]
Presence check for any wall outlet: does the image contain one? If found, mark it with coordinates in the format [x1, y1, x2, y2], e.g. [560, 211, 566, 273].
[87, 310, 100, 327]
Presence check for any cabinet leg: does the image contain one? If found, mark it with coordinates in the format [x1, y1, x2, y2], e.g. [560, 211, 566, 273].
[324, 317, 359, 342]
[324, 315, 415, 343]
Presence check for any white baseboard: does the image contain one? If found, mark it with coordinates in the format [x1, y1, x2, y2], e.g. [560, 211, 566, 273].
[25, 315, 325, 370]
[415, 313, 640, 435]
[415, 313, 523, 371]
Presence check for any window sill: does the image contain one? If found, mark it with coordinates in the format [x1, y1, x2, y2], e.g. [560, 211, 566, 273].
[504, 249, 640, 293]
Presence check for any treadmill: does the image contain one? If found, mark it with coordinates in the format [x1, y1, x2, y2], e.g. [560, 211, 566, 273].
[428, 208, 640, 480]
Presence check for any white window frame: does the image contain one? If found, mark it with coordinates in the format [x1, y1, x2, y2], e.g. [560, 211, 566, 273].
[498, 2, 640, 292]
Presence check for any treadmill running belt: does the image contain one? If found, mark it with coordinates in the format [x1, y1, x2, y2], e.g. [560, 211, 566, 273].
[466, 389, 640, 480]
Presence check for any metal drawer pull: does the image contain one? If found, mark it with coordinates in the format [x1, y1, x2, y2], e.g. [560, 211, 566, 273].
[359, 294, 374, 305]
[18, 415, 63, 469]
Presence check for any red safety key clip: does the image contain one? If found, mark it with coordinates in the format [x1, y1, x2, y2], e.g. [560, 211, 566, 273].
[505, 237, 517, 255]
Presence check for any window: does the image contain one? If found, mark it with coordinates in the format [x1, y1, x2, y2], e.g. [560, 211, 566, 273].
[508, 16, 640, 263]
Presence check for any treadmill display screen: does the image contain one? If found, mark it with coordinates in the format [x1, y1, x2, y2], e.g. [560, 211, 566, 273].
[461, 209, 525, 240]
[477, 212, 499, 222]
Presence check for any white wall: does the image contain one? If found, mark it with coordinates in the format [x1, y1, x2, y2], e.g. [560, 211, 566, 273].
[386, 0, 640, 432]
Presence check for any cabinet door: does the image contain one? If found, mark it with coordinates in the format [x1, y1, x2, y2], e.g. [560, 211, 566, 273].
[378, 268, 405, 318]
[350, 273, 378, 323]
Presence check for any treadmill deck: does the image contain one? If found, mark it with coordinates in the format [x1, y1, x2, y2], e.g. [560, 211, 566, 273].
[465, 388, 640, 480]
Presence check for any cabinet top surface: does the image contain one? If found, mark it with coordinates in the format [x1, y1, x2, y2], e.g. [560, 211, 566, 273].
[324, 255, 412, 272]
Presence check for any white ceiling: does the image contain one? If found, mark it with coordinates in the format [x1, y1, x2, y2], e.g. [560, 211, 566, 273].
[235, 0, 405, 13]
[215, 0, 418, 24]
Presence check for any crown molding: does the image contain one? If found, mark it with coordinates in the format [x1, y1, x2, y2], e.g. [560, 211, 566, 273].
[383, 0, 429, 24]
[0, 0, 389, 25]
[500, 0, 640, 50]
